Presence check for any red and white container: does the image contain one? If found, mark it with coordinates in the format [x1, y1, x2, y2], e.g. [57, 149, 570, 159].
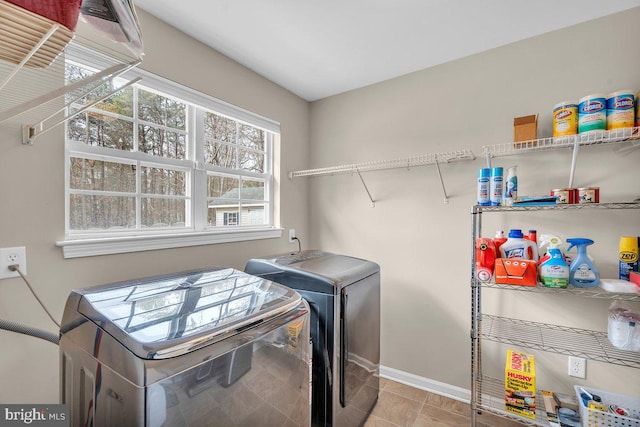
[551, 188, 576, 204]
[577, 187, 600, 204]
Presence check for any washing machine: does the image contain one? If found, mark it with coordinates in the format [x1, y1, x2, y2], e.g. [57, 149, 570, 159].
[245, 250, 380, 427]
[59, 267, 311, 426]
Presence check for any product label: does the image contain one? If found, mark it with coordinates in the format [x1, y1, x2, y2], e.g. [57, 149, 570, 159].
[578, 98, 607, 133]
[553, 107, 578, 137]
[490, 176, 503, 206]
[619, 259, 639, 281]
[504, 247, 525, 259]
[477, 177, 490, 205]
[574, 263, 596, 282]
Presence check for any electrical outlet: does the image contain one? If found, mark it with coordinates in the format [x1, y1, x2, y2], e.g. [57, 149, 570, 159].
[288, 229, 296, 243]
[568, 356, 586, 379]
[0, 247, 27, 279]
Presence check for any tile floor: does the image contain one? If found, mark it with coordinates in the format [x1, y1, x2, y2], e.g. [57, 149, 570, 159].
[364, 378, 528, 427]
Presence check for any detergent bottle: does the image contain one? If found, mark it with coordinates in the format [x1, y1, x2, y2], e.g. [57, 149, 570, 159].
[475, 237, 496, 282]
[539, 247, 569, 288]
[566, 238, 600, 287]
[500, 229, 539, 261]
[493, 230, 507, 256]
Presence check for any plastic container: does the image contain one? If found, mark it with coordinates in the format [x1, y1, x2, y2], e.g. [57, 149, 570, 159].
[539, 248, 569, 288]
[607, 90, 636, 130]
[493, 231, 507, 256]
[619, 236, 639, 281]
[490, 167, 503, 206]
[553, 101, 578, 138]
[608, 301, 640, 352]
[578, 94, 607, 134]
[500, 229, 539, 262]
[503, 166, 517, 206]
[574, 386, 640, 427]
[477, 168, 490, 206]
[567, 238, 600, 287]
[475, 238, 496, 282]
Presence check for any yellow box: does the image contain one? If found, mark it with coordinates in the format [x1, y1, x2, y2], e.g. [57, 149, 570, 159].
[505, 349, 536, 419]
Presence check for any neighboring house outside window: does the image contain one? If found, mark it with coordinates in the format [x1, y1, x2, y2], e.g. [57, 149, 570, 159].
[58, 49, 281, 258]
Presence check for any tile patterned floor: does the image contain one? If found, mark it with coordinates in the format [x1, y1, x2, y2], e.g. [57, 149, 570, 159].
[364, 378, 528, 427]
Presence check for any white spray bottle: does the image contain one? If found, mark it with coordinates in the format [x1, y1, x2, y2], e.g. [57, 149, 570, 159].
[503, 166, 518, 206]
[539, 237, 569, 288]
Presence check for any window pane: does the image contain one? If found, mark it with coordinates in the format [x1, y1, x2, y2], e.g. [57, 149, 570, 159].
[69, 194, 135, 230]
[141, 198, 186, 228]
[70, 158, 135, 193]
[239, 149, 265, 173]
[138, 89, 186, 130]
[241, 180, 265, 200]
[138, 125, 186, 159]
[141, 167, 186, 196]
[204, 140, 236, 168]
[66, 64, 133, 116]
[245, 206, 266, 225]
[207, 175, 239, 199]
[238, 124, 264, 150]
[68, 111, 134, 150]
[94, 86, 133, 117]
[204, 113, 235, 142]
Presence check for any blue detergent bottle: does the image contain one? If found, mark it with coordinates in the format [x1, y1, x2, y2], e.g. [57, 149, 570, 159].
[566, 238, 600, 287]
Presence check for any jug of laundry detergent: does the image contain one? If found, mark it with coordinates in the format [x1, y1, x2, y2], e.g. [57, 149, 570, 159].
[475, 237, 497, 282]
[567, 238, 600, 287]
[499, 229, 539, 261]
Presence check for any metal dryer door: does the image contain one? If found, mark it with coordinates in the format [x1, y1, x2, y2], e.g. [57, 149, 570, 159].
[339, 272, 380, 408]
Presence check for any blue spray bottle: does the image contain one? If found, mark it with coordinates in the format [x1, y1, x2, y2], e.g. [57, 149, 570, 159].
[566, 238, 600, 287]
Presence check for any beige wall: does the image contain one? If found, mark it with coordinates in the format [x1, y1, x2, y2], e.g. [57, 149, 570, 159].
[0, 9, 309, 403]
[308, 8, 640, 397]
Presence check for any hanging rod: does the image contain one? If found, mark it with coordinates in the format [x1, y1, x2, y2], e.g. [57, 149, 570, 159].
[288, 149, 475, 178]
[22, 76, 142, 145]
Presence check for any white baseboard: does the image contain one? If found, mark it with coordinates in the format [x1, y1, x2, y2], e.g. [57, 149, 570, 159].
[379, 365, 471, 403]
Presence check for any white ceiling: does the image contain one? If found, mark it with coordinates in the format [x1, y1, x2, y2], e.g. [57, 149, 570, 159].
[133, 1, 640, 101]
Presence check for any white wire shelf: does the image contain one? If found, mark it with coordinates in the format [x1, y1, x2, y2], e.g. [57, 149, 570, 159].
[288, 149, 475, 206]
[0, 1, 142, 143]
[477, 281, 640, 302]
[481, 315, 640, 368]
[482, 127, 640, 158]
[474, 201, 640, 213]
[288, 149, 475, 178]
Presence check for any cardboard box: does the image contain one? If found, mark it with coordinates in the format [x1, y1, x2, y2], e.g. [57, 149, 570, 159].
[505, 350, 536, 419]
[494, 259, 537, 286]
[514, 115, 538, 147]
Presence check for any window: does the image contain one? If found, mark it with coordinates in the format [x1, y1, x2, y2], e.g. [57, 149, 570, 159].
[59, 53, 281, 258]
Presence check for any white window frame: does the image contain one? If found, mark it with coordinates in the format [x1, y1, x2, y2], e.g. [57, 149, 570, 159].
[57, 48, 281, 258]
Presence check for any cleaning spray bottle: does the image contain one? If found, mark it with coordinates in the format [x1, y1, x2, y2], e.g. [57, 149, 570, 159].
[566, 238, 600, 287]
[503, 166, 518, 206]
[538, 234, 564, 265]
[539, 246, 569, 288]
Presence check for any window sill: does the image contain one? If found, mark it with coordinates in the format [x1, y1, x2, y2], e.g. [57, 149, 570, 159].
[56, 228, 283, 259]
